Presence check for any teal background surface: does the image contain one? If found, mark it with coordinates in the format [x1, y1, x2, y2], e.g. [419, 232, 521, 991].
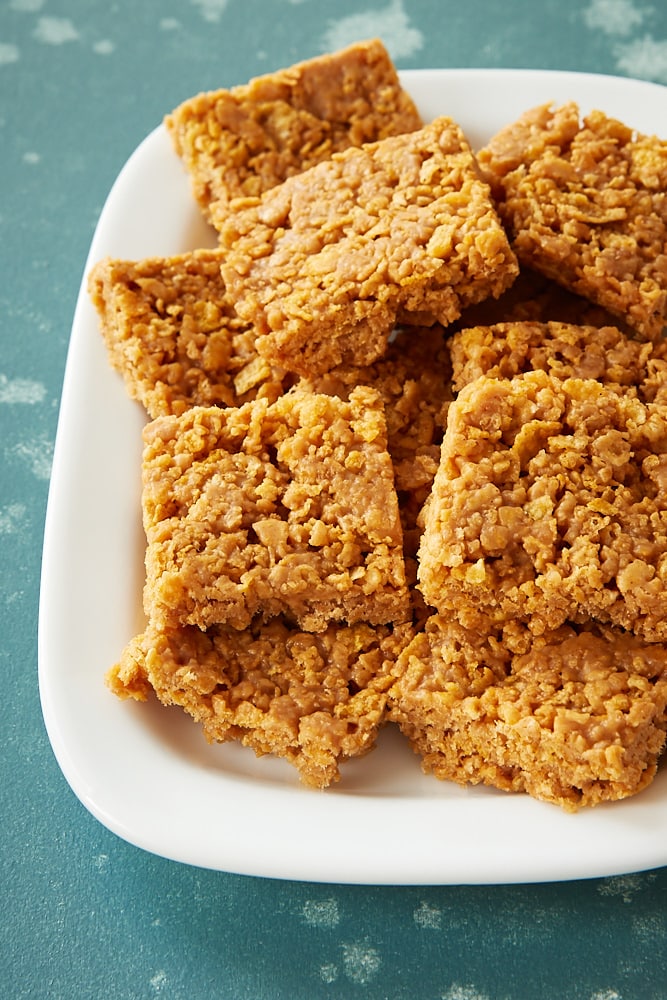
[3, 1, 667, 998]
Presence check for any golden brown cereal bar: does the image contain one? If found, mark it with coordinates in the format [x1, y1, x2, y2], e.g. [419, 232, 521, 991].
[88, 250, 290, 418]
[449, 320, 655, 395]
[165, 38, 422, 224]
[478, 103, 667, 341]
[418, 370, 667, 641]
[388, 616, 667, 810]
[217, 117, 518, 376]
[142, 386, 410, 633]
[108, 617, 413, 789]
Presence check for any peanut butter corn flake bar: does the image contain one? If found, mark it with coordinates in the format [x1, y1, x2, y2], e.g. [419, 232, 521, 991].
[388, 616, 667, 810]
[142, 386, 410, 633]
[217, 117, 518, 376]
[88, 250, 291, 419]
[478, 102, 667, 340]
[108, 617, 413, 789]
[165, 38, 422, 223]
[418, 370, 667, 642]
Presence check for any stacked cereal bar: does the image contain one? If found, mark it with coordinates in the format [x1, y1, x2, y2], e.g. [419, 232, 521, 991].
[388, 618, 667, 810]
[216, 116, 518, 376]
[165, 38, 423, 223]
[140, 386, 410, 634]
[91, 41, 667, 804]
[107, 617, 413, 789]
[477, 102, 667, 340]
[88, 249, 291, 418]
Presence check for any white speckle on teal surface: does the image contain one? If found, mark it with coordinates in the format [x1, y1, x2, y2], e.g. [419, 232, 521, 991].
[0, 503, 27, 536]
[321, 0, 424, 60]
[413, 900, 442, 930]
[340, 941, 382, 984]
[5, 588, 25, 606]
[440, 985, 491, 1000]
[160, 18, 181, 31]
[583, 0, 644, 36]
[302, 897, 340, 929]
[589, 991, 623, 1000]
[0, 374, 46, 404]
[92, 39, 115, 55]
[597, 871, 657, 903]
[631, 911, 667, 944]
[149, 971, 168, 993]
[33, 17, 80, 45]
[10, 434, 53, 480]
[9, 0, 45, 11]
[22, 151, 41, 165]
[0, 43, 20, 65]
[319, 962, 339, 984]
[614, 34, 667, 84]
[93, 853, 110, 873]
[191, 0, 229, 23]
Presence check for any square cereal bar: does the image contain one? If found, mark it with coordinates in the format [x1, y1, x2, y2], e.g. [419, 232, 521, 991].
[417, 370, 667, 641]
[165, 38, 422, 223]
[218, 117, 518, 376]
[88, 250, 289, 418]
[477, 103, 667, 340]
[142, 385, 410, 632]
[388, 616, 667, 810]
[107, 617, 413, 788]
[449, 320, 655, 395]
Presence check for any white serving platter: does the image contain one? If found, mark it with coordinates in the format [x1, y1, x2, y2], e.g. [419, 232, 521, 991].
[38, 68, 667, 884]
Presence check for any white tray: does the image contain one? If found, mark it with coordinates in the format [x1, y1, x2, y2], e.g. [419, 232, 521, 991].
[39, 68, 667, 884]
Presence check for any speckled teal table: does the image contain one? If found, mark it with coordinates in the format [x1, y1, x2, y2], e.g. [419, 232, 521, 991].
[4, 2, 667, 998]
